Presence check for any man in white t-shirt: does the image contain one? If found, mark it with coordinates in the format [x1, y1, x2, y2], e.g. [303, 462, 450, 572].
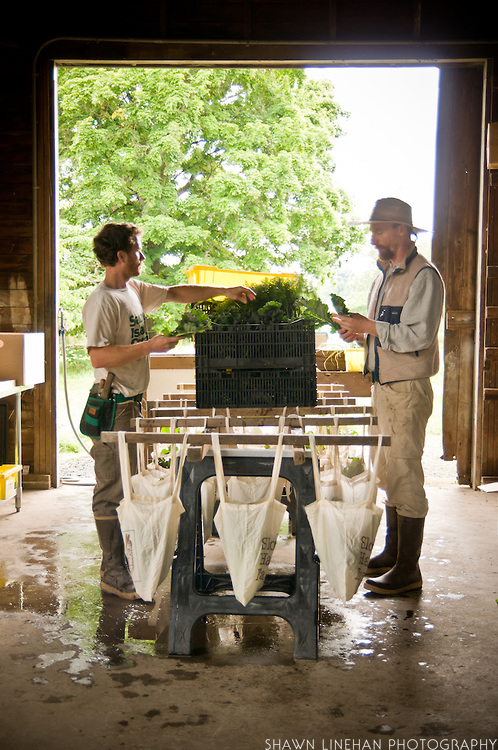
[83, 221, 255, 600]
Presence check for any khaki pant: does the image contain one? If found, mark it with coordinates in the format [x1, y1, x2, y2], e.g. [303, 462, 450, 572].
[372, 378, 433, 518]
[91, 400, 142, 519]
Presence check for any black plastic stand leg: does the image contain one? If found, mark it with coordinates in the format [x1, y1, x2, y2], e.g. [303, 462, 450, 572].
[167, 452, 320, 660]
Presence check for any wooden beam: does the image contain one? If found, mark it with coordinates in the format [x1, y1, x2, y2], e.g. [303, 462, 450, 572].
[102, 431, 390, 446]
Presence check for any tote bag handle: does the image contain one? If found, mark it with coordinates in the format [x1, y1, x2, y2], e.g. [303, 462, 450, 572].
[268, 430, 285, 501]
[136, 418, 177, 474]
[211, 432, 228, 504]
[309, 433, 324, 504]
[364, 433, 383, 507]
[118, 430, 188, 500]
[171, 433, 189, 498]
[211, 431, 285, 504]
[309, 432, 383, 507]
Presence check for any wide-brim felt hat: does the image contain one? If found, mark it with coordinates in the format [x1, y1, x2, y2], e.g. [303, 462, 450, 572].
[349, 197, 427, 234]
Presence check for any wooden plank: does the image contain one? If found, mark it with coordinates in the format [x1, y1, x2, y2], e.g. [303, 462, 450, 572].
[335, 0, 418, 40]
[147, 404, 372, 419]
[446, 309, 476, 329]
[102, 430, 390, 447]
[137, 415, 377, 430]
[0, 290, 34, 308]
[150, 354, 195, 370]
[482, 399, 498, 479]
[32, 58, 58, 486]
[487, 274, 498, 307]
[479, 182, 498, 483]
[22, 474, 51, 490]
[433, 65, 483, 485]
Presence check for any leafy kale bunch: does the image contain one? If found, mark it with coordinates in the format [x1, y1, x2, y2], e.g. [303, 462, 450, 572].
[161, 307, 212, 338]
[162, 277, 352, 335]
[298, 291, 351, 331]
[198, 277, 314, 326]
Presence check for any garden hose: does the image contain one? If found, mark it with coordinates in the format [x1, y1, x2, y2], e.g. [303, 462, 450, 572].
[59, 308, 92, 456]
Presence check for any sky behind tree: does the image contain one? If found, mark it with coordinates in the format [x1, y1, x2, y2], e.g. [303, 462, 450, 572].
[306, 67, 440, 234]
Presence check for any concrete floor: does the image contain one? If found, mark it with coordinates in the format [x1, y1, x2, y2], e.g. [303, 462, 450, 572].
[0, 440, 497, 750]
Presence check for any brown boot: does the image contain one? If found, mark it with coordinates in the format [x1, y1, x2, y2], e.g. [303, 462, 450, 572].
[364, 516, 425, 595]
[365, 504, 398, 577]
[95, 518, 140, 600]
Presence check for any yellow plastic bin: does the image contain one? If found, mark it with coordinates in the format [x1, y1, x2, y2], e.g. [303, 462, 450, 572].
[184, 265, 296, 296]
[0, 464, 22, 501]
[345, 349, 365, 372]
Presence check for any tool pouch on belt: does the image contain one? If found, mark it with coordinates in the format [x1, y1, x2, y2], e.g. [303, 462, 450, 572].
[80, 372, 116, 438]
[80, 393, 116, 438]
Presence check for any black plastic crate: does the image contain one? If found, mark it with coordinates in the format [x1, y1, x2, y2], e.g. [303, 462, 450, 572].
[195, 320, 316, 369]
[195, 366, 317, 409]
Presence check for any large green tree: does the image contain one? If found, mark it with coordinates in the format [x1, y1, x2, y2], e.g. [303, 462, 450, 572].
[57, 66, 362, 335]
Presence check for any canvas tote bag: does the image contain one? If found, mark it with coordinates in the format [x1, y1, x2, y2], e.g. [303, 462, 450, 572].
[211, 431, 287, 606]
[117, 431, 188, 602]
[226, 415, 287, 505]
[305, 433, 383, 602]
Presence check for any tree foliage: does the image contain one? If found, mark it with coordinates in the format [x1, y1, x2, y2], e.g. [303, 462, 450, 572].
[57, 66, 363, 335]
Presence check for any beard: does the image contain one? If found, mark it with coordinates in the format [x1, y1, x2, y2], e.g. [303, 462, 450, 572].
[376, 244, 396, 262]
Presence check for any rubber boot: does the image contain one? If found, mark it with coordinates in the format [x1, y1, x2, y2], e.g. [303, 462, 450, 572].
[365, 504, 398, 577]
[95, 518, 140, 600]
[364, 516, 425, 595]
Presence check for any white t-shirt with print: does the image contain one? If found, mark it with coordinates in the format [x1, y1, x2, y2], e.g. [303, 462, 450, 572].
[83, 278, 170, 397]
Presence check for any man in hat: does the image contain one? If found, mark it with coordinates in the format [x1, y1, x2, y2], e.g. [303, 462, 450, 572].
[333, 198, 444, 596]
[83, 221, 255, 600]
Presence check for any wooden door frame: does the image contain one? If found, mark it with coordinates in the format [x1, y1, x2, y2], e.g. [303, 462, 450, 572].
[432, 63, 489, 487]
[33, 40, 491, 486]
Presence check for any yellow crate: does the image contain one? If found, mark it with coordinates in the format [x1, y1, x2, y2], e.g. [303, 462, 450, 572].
[345, 349, 365, 372]
[184, 265, 297, 290]
[0, 464, 22, 500]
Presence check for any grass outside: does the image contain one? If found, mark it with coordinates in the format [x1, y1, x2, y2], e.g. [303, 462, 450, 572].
[58, 356, 94, 454]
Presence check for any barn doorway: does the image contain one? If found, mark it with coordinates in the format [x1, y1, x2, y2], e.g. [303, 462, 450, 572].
[54, 65, 442, 482]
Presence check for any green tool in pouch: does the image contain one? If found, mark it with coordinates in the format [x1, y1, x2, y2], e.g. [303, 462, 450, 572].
[80, 372, 116, 438]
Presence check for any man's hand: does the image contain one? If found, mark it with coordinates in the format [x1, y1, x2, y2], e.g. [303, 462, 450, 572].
[146, 334, 180, 353]
[224, 285, 256, 304]
[332, 312, 377, 343]
[166, 283, 255, 305]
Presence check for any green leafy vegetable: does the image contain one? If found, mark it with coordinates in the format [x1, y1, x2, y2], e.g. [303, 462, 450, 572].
[160, 308, 212, 338]
[298, 291, 351, 331]
[199, 277, 312, 326]
[298, 295, 340, 330]
[330, 294, 350, 316]
[342, 457, 365, 478]
[159, 277, 352, 333]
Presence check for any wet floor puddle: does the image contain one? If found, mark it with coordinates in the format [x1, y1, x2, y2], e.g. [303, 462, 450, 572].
[0, 527, 438, 677]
